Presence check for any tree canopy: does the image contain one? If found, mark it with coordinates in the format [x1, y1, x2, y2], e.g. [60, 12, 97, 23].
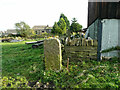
[15, 21, 34, 37]
[57, 18, 67, 34]
[51, 14, 68, 35]
[59, 13, 70, 30]
[70, 18, 82, 33]
[51, 22, 62, 34]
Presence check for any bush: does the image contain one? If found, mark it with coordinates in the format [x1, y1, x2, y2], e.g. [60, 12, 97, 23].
[1, 76, 30, 88]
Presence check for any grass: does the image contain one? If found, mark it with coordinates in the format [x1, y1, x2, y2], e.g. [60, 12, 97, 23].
[101, 46, 120, 53]
[43, 58, 120, 88]
[2, 40, 44, 83]
[1, 41, 120, 88]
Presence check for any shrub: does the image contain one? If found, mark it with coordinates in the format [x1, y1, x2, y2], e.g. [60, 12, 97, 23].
[1, 76, 30, 88]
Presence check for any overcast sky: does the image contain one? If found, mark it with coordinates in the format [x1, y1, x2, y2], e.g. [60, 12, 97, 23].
[0, 0, 88, 31]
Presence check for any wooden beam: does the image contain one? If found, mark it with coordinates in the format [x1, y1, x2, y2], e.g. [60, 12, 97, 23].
[32, 42, 43, 48]
[25, 40, 44, 44]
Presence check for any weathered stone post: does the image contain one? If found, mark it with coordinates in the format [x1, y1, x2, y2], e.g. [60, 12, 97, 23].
[82, 38, 86, 46]
[91, 40, 94, 46]
[44, 38, 62, 71]
[86, 40, 89, 46]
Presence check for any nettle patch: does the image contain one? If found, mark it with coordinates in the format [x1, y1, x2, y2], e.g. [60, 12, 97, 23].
[42, 58, 120, 88]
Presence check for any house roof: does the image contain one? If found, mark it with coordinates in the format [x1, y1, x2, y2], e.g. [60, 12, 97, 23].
[32, 25, 52, 30]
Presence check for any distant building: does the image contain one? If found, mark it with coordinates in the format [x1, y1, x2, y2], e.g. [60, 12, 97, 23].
[0, 31, 3, 37]
[0, 31, 9, 37]
[7, 29, 17, 35]
[3, 25, 52, 36]
[32, 25, 52, 35]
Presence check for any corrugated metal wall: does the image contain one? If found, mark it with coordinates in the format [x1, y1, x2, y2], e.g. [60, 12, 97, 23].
[88, 19, 99, 40]
[101, 19, 119, 50]
[119, 20, 120, 46]
[87, 2, 120, 59]
[101, 19, 120, 57]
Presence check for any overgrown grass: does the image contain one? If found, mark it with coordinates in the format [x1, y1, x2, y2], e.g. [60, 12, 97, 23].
[1, 41, 120, 88]
[43, 57, 120, 88]
[2, 41, 44, 83]
[101, 46, 120, 53]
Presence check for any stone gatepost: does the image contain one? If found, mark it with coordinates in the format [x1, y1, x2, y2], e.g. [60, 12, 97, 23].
[44, 38, 62, 71]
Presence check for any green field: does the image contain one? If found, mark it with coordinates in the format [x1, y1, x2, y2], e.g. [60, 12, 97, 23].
[1, 41, 44, 87]
[1, 41, 120, 88]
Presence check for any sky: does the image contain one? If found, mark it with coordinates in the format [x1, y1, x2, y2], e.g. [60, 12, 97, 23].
[0, 0, 88, 31]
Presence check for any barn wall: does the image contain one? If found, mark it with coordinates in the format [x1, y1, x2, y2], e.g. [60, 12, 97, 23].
[118, 20, 120, 46]
[88, 2, 120, 27]
[87, 19, 99, 40]
[101, 19, 120, 57]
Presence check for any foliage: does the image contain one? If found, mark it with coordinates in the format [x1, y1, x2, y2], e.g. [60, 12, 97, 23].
[51, 13, 69, 35]
[1, 76, 30, 88]
[29, 33, 54, 39]
[43, 58, 120, 88]
[7, 34, 22, 37]
[15, 21, 35, 37]
[101, 46, 120, 53]
[59, 13, 70, 30]
[1, 41, 120, 88]
[2, 41, 44, 84]
[57, 18, 67, 34]
[52, 18, 67, 35]
[71, 17, 77, 23]
[51, 22, 62, 34]
[70, 18, 82, 33]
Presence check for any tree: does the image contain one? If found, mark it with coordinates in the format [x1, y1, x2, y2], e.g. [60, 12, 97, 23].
[51, 22, 62, 34]
[15, 21, 34, 37]
[70, 18, 82, 33]
[51, 13, 70, 35]
[59, 13, 70, 30]
[52, 18, 67, 35]
[57, 18, 67, 34]
[71, 18, 77, 23]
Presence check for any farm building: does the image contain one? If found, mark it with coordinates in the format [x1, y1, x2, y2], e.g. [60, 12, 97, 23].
[32, 25, 52, 35]
[6, 29, 17, 35]
[87, 1, 120, 59]
[5, 25, 52, 36]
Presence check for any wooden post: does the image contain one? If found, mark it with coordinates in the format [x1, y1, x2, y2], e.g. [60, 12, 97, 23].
[67, 58, 69, 72]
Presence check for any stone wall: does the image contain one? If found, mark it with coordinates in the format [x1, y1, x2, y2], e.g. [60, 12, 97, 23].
[65, 38, 97, 47]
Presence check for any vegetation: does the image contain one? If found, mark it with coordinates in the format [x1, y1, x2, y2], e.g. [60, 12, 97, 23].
[57, 18, 67, 34]
[1, 40, 44, 88]
[70, 18, 82, 33]
[59, 13, 70, 30]
[1, 41, 120, 88]
[15, 21, 35, 37]
[1, 76, 30, 88]
[101, 46, 120, 53]
[51, 13, 69, 35]
[51, 22, 61, 34]
[51, 14, 83, 36]
[43, 58, 120, 88]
